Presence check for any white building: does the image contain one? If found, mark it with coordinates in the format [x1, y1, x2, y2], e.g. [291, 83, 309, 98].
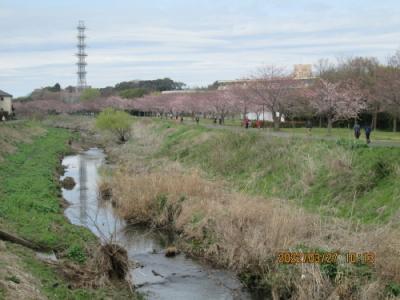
[242, 112, 286, 122]
[0, 90, 13, 117]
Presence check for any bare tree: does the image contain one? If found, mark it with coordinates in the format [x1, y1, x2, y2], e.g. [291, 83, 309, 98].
[376, 52, 400, 132]
[313, 58, 335, 78]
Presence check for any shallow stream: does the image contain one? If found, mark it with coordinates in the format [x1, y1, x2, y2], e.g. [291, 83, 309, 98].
[61, 148, 260, 300]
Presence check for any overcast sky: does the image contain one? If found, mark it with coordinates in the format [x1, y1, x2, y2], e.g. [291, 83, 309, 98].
[1, 0, 400, 96]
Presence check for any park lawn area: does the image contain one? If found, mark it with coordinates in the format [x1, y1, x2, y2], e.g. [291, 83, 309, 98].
[162, 117, 400, 142]
[154, 120, 400, 224]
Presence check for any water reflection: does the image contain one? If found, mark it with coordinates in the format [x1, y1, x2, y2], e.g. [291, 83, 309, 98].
[79, 156, 87, 227]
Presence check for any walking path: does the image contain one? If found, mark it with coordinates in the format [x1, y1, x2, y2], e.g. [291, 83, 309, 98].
[185, 120, 400, 148]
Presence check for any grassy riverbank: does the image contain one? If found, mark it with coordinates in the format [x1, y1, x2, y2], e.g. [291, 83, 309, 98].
[156, 121, 400, 224]
[106, 117, 399, 299]
[0, 121, 136, 299]
[38, 115, 400, 299]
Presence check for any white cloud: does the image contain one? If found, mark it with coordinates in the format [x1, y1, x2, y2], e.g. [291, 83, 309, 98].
[2, 0, 400, 95]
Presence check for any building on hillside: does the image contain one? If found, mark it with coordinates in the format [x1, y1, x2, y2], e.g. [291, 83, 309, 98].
[216, 64, 315, 123]
[0, 90, 13, 120]
[217, 64, 315, 89]
[293, 64, 313, 79]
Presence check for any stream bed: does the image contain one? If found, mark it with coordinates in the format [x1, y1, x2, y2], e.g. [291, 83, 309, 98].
[61, 148, 260, 300]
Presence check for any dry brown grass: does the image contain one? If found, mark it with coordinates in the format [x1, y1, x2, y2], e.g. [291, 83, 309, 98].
[59, 243, 130, 289]
[164, 246, 179, 257]
[0, 242, 46, 300]
[106, 120, 163, 171]
[42, 115, 96, 132]
[98, 180, 113, 201]
[0, 122, 46, 162]
[113, 168, 305, 293]
[112, 165, 400, 298]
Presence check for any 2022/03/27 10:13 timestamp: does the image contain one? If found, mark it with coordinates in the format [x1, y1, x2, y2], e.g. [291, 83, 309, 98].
[277, 251, 376, 264]
[345, 252, 375, 264]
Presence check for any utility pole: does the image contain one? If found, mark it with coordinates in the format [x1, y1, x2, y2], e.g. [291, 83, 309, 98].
[76, 20, 87, 91]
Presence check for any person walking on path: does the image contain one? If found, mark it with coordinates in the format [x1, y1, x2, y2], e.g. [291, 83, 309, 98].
[245, 118, 250, 129]
[195, 116, 200, 124]
[365, 125, 372, 144]
[306, 120, 313, 134]
[354, 123, 361, 139]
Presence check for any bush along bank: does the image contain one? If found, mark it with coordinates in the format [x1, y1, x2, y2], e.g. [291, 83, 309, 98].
[0, 124, 137, 299]
[107, 120, 400, 299]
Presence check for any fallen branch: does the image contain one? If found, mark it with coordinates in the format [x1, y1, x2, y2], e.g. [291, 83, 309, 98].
[0, 230, 50, 251]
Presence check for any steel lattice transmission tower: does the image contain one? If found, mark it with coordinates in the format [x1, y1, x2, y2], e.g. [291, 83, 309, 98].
[76, 20, 87, 91]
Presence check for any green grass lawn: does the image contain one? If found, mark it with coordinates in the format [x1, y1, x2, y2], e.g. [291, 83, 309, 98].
[0, 127, 95, 249]
[155, 117, 400, 142]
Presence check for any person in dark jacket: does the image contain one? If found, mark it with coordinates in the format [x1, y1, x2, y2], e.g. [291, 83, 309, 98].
[245, 118, 250, 129]
[365, 125, 372, 144]
[306, 120, 313, 134]
[354, 123, 361, 139]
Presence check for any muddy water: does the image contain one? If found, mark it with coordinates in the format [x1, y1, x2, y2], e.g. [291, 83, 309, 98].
[61, 148, 257, 300]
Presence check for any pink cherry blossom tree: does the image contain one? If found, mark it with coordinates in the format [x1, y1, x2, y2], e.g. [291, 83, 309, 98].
[309, 79, 365, 134]
[227, 82, 258, 123]
[206, 90, 236, 124]
[248, 65, 296, 130]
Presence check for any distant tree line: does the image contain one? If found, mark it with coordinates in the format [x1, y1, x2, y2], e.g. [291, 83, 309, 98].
[100, 78, 186, 98]
[13, 78, 186, 103]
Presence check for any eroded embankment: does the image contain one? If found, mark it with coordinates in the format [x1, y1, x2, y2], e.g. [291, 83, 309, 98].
[0, 121, 136, 299]
[104, 119, 400, 300]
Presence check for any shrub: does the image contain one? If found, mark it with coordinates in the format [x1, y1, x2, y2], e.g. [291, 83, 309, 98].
[96, 108, 131, 142]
